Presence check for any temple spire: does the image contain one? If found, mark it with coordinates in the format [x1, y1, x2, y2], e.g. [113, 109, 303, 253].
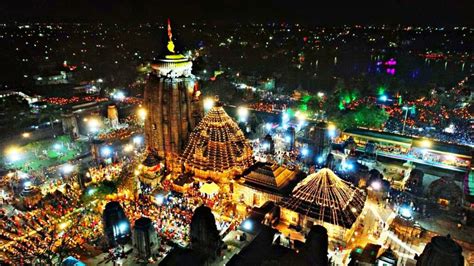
[167, 18, 175, 53]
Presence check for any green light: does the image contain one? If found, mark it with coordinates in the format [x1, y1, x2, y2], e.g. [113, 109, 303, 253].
[299, 104, 308, 111]
[398, 96, 402, 105]
[377, 86, 386, 96]
[302, 95, 312, 103]
[338, 100, 345, 110]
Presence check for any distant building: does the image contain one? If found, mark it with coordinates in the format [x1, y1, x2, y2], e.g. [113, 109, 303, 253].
[102, 201, 131, 247]
[133, 217, 159, 261]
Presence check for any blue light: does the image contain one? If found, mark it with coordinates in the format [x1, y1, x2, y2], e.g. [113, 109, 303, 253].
[265, 123, 272, 131]
[341, 161, 354, 171]
[379, 95, 388, 102]
[285, 136, 291, 143]
[118, 222, 129, 234]
[242, 220, 252, 231]
[301, 147, 309, 157]
[101, 146, 112, 157]
[399, 207, 412, 219]
[155, 194, 165, 205]
[328, 130, 336, 138]
[317, 156, 324, 164]
[133, 135, 143, 145]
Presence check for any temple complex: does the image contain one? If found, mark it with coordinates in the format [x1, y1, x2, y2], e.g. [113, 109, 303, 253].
[144, 19, 202, 172]
[179, 100, 254, 182]
[279, 168, 366, 243]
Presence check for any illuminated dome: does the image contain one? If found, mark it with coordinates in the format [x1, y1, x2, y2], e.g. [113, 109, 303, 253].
[180, 102, 254, 182]
[280, 168, 366, 228]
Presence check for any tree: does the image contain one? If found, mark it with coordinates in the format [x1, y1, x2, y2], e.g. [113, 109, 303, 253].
[332, 105, 389, 130]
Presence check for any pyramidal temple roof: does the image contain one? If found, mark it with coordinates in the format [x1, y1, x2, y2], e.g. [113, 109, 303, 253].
[279, 168, 366, 228]
[180, 104, 253, 181]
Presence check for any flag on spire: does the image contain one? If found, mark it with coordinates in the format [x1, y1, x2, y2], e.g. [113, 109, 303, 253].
[167, 18, 175, 53]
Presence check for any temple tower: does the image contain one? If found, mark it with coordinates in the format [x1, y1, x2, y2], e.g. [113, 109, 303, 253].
[144, 19, 202, 171]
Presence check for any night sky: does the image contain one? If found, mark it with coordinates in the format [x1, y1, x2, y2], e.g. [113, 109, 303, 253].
[1, 0, 472, 25]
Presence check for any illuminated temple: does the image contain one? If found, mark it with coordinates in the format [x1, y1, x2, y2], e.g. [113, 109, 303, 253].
[233, 162, 302, 207]
[179, 101, 254, 182]
[144, 19, 202, 172]
[279, 168, 366, 243]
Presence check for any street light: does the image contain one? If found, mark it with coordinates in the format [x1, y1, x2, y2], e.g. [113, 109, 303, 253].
[420, 139, 432, 148]
[22, 132, 31, 138]
[101, 146, 112, 157]
[237, 106, 249, 123]
[62, 163, 74, 174]
[327, 123, 336, 138]
[203, 97, 214, 112]
[5, 146, 22, 162]
[87, 118, 101, 133]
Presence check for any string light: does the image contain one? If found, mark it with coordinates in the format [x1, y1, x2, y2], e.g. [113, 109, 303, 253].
[180, 104, 253, 182]
[281, 168, 366, 228]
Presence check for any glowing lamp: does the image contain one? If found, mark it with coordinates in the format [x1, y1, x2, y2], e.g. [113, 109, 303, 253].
[301, 147, 309, 157]
[118, 222, 129, 233]
[379, 95, 388, 102]
[242, 220, 252, 231]
[371, 181, 382, 191]
[155, 194, 165, 205]
[133, 135, 143, 145]
[62, 164, 74, 174]
[203, 98, 214, 111]
[399, 207, 412, 219]
[237, 106, 249, 123]
[265, 123, 272, 131]
[101, 146, 112, 157]
[420, 139, 432, 148]
[123, 144, 133, 153]
[137, 107, 147, 120]
[317, 156, 324, 164]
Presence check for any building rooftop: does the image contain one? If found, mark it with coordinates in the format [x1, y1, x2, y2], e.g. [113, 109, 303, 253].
[279, 168, 366, 228]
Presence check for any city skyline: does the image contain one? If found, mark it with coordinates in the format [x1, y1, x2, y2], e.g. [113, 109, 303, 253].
[1, 0, 473, 25]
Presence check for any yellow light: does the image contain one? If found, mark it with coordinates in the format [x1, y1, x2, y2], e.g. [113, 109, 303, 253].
[167, 40, 175, 53]
[237, 106, 249, 122]
[22, 132, 31, 138]
[420, 139, 432, 148]
[87, 118, 100, 128]
[5, 146, 22, 162]
[58, 221, 69, 230]
[327, 124, 336, 131]
[204, 98, 215, 111]
[123, 144, 133, 153]
[137, 107, 147, 120]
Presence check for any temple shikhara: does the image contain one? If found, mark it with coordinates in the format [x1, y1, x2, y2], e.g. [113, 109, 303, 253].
[143, 19, 202, 173]
[179, 99, 254, 182]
